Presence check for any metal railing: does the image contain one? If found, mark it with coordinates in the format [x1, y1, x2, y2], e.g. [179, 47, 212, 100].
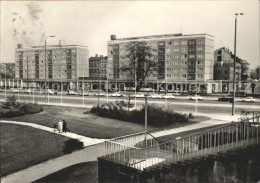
[103, 115, 260, 171]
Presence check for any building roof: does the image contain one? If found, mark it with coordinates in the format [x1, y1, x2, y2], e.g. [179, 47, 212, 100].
[108, 33, 214, 43]
[15, 44, 88, 51]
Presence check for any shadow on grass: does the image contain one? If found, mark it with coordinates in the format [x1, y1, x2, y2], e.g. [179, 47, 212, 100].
[32, 161, 98, 183]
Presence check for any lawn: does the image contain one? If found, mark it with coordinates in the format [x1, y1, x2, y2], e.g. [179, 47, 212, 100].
[33, 161, 98, 183]
[0, 123, 70, 177]
[2, 105, 208, 139]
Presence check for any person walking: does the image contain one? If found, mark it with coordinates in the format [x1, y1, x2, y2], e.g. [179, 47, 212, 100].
[62, 119, 67, 133]
[58, 120, 63, 134]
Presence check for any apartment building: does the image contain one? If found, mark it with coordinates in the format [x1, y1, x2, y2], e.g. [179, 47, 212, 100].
[15, 44, 89, 86]
[214, 47, 242, 81]
[89, 55, 107, 78]
[107, 33, 214, 84]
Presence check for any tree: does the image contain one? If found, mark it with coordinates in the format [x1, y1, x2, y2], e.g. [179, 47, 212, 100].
[251, 83, 256, 94]
[250, 66, 260, 80]
[120, 41, 157, 91]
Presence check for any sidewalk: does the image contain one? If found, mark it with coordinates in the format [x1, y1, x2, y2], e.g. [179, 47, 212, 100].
[1, 113, 241, 183]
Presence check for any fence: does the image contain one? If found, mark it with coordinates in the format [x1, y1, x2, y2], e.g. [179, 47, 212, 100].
[103, 115, 260, 171]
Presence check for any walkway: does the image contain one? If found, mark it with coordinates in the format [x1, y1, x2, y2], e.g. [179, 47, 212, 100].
[0, 113, 241, 183]
[0, 120, 106, 147]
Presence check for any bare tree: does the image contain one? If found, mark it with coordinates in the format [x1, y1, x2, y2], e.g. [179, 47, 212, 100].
[120, 41, 157, 91]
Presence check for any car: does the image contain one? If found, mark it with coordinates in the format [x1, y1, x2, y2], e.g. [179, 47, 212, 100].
[241, 97, 256, 103]
[218, 95, 233, 102]
[111, 92, 123, 97]
[149, 94, 163, 99]
[24, 89, 33, 93]
[44, 89, 57, 95]
[133, 93, 145, 98]
[11, 89, 20, 93]
[140, 88, 155, 92]
[163, 93, 176, 99]
[78, 91, 90, 96]
[189, 95, 203, 100]
[67, 90, 77, 95]
[94, 92, 105, 96]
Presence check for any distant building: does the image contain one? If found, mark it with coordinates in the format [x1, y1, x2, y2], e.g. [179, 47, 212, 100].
[14, 44, 89, 88]
[214, 47, 242, 81]
[89, 55, 107, 78]
[107, 33, 214, 83]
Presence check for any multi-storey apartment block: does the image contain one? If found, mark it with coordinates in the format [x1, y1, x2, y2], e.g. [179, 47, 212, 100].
[15, 44, 89, 87]
[214, 47, 242, 81]
[89, 55, 107, 78]
[107, 33, 214, 84]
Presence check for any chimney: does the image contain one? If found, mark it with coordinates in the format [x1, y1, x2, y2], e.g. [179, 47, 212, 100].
[95, 54, 98, 57]
[111, 35, 116, 41]
[17, 44, 22, 48]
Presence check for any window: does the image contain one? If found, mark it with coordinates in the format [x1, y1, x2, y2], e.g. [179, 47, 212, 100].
[181, 40, 187, 45]
[152, 49, 157, 52]
[174, 48, 179, 52]
[188, 54, 195, 59]
[198, 61, 203, 65]
[182, 74, 187, 78]
[224, 70, 228, 74]
[158, 55, 165, 60]
[173, 54, 179, 58]
[188, 47, 196, 52]
[197, 39, 203, 44]
[158, 41, 165, 47]
[167, 55, 171, 58]
[158, 48, 165, 54]
[198, 67, 203, 71]
[173, 41, 179, 45]
[167, 41, 172, 45]
[197, 54, 203, 58]
[197, 46, 203, 51]
[218, 50, 222, 54]
[217, 56, 222, 61]
[181, 48, 187, 52]
[188, 40, 196, 45]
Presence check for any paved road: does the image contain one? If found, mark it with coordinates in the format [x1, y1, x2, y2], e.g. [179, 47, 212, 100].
[1, 92, 259, 112]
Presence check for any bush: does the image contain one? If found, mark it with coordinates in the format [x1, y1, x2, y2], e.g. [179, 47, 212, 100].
[19, 103, 43, 114]
[0, 108, 25, 118]
[89, 103, 189, 128]
[63, 139, 84, 154]
[0, 95, 43, 118]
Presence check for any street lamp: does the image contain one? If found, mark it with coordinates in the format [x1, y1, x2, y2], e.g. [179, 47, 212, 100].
[45, 35, 56, 103]
[232, 13, 244, 116]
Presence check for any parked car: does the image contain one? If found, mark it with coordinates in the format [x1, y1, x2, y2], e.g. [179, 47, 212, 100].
[189, 95, 203, 100]
[218, 95, 233, 102]
[140, 88, 155, 92]
[241, 97, 256, 103]
[11, 89, 20, 93]
[45, 89, 57, 95]
[111, 92, 123, 97]
[149, 94, 163, 99]
[133, 93, 145, 98]
[78, 91, 89, 96]
[163, 93, 176, 99]
[67, 90, 77, 95]
[94, 92, 105, 96]
[24, 89, 33, 93]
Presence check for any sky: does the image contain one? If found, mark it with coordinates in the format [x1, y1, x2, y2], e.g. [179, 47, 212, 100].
[1, 0, 259, 69]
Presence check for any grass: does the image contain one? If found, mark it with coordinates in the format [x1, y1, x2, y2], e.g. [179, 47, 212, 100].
[33, 161, 98, 183]
[0, 123, 70, 177]
[2, 105, 208, 139]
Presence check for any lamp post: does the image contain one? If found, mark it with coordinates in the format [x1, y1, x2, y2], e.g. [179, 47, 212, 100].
[45, 35, 56, 103]
[232, 13, 244, 116]
[4, 63, 7, 101]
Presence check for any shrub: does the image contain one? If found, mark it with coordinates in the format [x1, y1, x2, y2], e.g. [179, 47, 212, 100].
[0, 108, 24, 118]
[19, 103, 43, 114]
[89, 103, 190, 128]
[63, 139, 84, 154]
[0, 95, 43, 118]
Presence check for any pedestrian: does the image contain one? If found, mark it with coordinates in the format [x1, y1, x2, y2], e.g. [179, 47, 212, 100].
[53, 119, 58, 132]
[62, 119, 67, 133]
[58, 120, 63, 134]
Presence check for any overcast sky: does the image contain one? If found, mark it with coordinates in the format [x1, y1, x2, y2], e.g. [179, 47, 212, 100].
[1, 0, 259, 69]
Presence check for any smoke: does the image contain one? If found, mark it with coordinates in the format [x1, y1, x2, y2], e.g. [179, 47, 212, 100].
[11, 2, 46, 46]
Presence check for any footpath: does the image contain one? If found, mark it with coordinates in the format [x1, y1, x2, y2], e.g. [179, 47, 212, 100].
[1, 113, 241, 183]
